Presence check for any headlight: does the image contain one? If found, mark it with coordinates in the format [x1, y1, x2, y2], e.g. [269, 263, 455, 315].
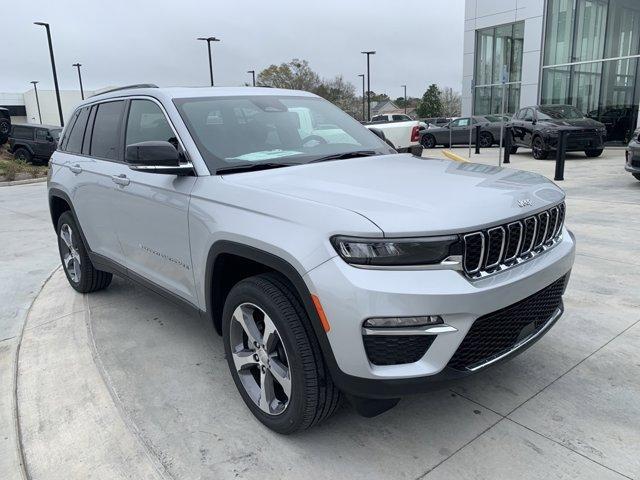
[331, 235, 462, 267]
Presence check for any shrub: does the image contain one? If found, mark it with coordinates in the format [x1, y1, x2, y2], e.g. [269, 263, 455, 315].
[3, 161, 21, 181]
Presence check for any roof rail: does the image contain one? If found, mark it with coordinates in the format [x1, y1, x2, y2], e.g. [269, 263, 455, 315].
[90, 84, 158, 97]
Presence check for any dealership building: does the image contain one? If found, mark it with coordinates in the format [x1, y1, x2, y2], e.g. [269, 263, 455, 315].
[462, 0, 640, 143]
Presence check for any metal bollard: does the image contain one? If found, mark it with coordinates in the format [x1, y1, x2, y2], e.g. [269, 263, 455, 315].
[503, 127, 511, 164]
[475, 125, 481, 154]
[554, 130, 568, 181]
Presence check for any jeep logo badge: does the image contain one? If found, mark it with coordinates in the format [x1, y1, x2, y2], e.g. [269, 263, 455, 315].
[517, 199, 532, 208]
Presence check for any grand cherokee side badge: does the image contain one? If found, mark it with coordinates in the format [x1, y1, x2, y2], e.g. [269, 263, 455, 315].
[518, 199, 532, 208]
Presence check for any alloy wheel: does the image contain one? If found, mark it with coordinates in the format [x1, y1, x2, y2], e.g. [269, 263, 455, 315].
[60, 223, 81, 283]
[532, 138, 547, 159]
[479, 133, 492, 148]
[229, 302, 292, 416]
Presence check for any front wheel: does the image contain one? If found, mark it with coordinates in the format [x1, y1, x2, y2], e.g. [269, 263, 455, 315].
[585, 148, 603, 158]
[479, 131, 493, 148]
[222, 274, 341, 434]
[633, 173, 640, 181]
[532, 137, 549, 160]
[57, 211, 112, 293]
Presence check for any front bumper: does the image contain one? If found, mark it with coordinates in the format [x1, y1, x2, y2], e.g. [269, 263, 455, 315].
[305, 228, 576, 399]
[545, 133, 605, 151]
[625, 141, 640, 173]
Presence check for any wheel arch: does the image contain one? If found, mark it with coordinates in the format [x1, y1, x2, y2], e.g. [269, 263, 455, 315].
[12, 143, 35, 156]
[204, 241, 341, 376]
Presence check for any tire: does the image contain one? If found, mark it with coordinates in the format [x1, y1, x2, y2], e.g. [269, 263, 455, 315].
[222, 273, 341, 434]
[633, 173, 640, 181]
[13, 147, 32, 163]
[510, 146, 519, 154]
[421, 134, 436, 149]
[0, 119, 9, 145]
[532, 136, 549, 160]
[585, 148, 603, 158]
[479, 131, 493, 148]
[56, 211, 112, 293]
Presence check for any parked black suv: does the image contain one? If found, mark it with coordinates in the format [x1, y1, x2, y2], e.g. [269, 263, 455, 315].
[9, 124, 61, 164]
[0, 108, 11, 145]
[510, 105, 607, 159]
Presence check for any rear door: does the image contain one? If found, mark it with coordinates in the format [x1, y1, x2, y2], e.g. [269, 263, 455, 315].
[109, 98, 197, 303]
[58, 102, 126, 265]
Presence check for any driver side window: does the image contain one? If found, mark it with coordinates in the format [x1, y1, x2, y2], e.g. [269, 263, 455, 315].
[523, 109, 534, 122]
[125, 100, 177, 152]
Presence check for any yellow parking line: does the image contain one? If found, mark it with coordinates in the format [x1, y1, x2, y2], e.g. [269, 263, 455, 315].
[442, 150, 470, 163]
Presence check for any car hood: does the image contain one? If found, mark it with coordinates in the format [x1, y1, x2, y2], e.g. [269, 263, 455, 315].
[538, 117, 603, 128]
[221, 154, 565, 236]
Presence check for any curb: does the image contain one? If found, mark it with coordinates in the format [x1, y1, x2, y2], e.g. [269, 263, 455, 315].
[442, 150, 470, 163]
[0, 178, 47, 188]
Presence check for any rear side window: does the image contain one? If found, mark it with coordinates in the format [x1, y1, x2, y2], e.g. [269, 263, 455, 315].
[65, 107, 90, 154]
[125, 100, 176, 148]
[392, 115, 410, 121]
[90, 101, 125, 160]
[11, 126, 33, 140]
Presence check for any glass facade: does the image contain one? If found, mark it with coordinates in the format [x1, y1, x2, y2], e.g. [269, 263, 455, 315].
[474, 22, 525, 115]
[542, 0, 640, 143]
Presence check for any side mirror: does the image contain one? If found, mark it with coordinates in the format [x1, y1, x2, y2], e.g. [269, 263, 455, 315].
[125, 141, 193, 175]
[46, 134, 54, 142]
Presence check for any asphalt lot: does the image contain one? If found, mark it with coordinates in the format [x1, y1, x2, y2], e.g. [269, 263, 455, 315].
[2, 148, 639, 479]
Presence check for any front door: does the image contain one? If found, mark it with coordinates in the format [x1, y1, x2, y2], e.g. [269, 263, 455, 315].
[110, 98, 197, 304]
[450, 118, 473, 144]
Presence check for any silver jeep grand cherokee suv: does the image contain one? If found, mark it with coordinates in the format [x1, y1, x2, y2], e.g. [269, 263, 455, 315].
[48, 85, 575, 433]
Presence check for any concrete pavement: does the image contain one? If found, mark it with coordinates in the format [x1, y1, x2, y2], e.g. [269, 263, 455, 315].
[4, 149, 640, 479]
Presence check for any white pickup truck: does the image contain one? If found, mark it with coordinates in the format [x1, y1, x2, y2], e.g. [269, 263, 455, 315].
[365, 119, 423, 155]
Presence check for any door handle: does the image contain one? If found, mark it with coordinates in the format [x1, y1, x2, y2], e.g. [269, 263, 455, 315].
[111, 174, 130, 186]
[69, 164, 82, 174]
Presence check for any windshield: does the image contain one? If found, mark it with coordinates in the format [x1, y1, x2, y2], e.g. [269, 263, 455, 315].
[173, 95, 393, 172]
[538, 105, 585, 120]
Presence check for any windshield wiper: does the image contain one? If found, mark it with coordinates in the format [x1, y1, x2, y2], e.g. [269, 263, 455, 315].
[216, 162, 296, 175]
[309, 150, 379, 164]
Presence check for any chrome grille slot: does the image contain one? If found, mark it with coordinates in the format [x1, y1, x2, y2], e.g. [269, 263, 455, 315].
[463, 232, 485, 274]
[485, 227, 505, 270]
[462, 203, 565, 279]
[534, 211, 549, 250]
[504, 222, 523, 263]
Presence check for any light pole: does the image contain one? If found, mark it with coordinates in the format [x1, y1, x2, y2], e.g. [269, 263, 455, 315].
[34, 22, 64, 126]
[361, 51, 376, 121]
[358, 74, 365, 121]
[247, 70, 256, 86]
[401, 85, 407, 114]
[72, 63, 84, 100]
[30, 81, 42, 124]
[197, 36, 221, 86]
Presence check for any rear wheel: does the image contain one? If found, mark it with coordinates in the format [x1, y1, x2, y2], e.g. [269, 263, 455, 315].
[57, 211, 112, 293]
[222, 273, 341, 434]
[0, 119, 9, 145]
[421, 134, 436, 149]
[479, 131, 493, 148]
[13, 148, 32, 163]
[585, 148, 603, 158]
[532, 137, 549, 160]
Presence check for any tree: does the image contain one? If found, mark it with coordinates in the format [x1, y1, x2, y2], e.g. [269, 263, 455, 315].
[315, 75, 358, 116]
[439, 87, 462, 117]
[256, 59, 321, 91]
[416, 84, 443, 118]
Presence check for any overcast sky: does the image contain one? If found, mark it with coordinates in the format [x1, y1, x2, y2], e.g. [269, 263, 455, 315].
[4, 0, 464, 99]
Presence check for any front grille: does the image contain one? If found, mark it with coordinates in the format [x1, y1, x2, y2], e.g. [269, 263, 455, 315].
[447, 275, 567, 371]
[363, 335, 435, 366]
[463, 203, 565, 278]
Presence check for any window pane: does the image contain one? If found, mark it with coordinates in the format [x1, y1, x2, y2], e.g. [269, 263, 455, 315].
[541, 67, 572, 104]
[12, 126, 33, 140]
[570, 62, 602, 113]
[476, 28, 494, 85]
[36, 129, 48, 141]
[66, 107, 90, 154]
[491, 85, 505, 114]
[126, 100, 176, 149]
[605, 0, 640, 58]
[474, 86, 492, 115]
[507, 84, 521, 114]
[90, 101, 125, 160]
[574, 0, 608, 62]
[544, 0, 576, 65]
[511, 22, 525, 83]
[596, 58, 640, 142]
[493, 24, 513, 84]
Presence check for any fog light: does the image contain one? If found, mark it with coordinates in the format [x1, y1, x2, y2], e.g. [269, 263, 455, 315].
[363, 316, 443, 328]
